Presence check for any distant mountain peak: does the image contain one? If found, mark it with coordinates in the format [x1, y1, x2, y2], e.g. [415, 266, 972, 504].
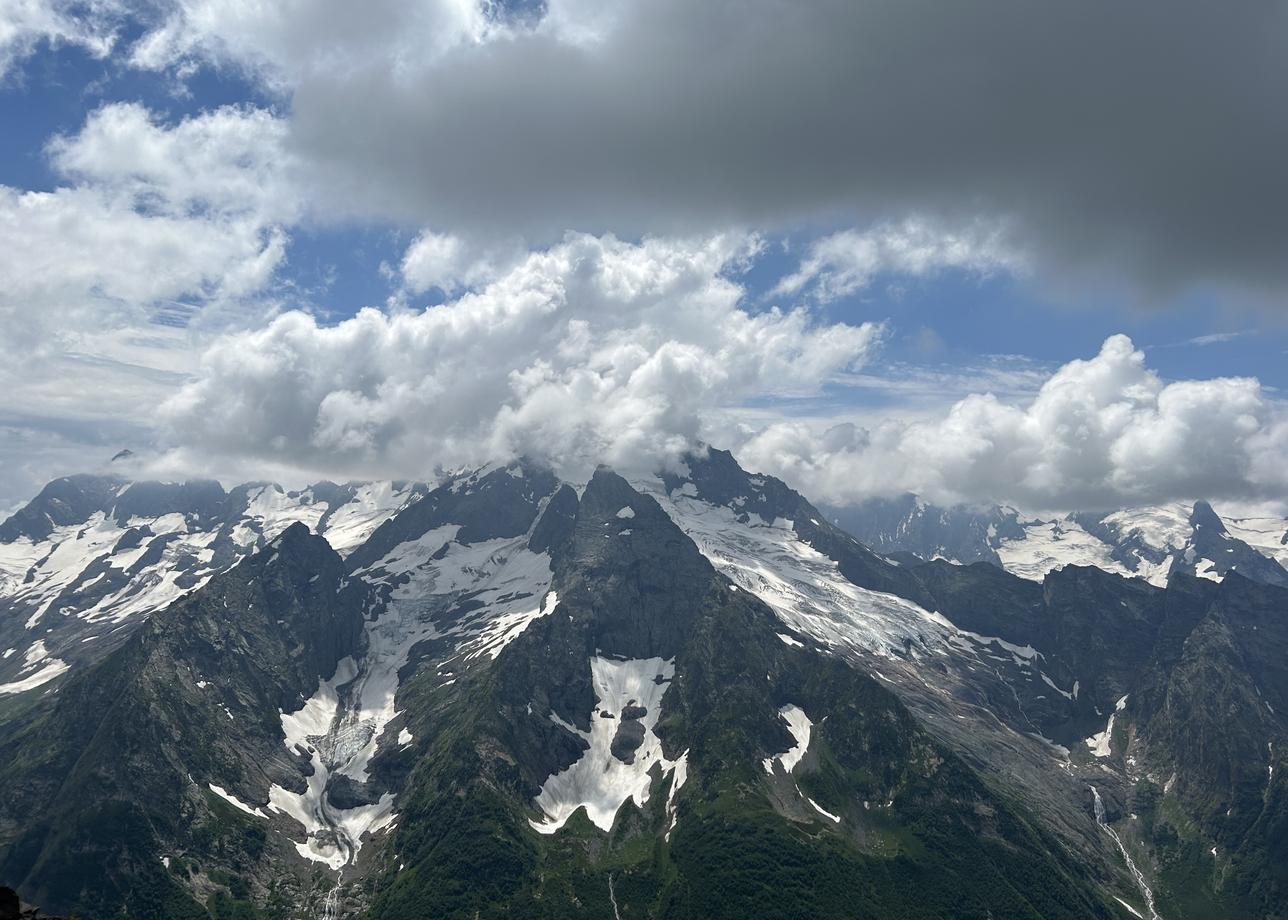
[828, 493, 1288, 588]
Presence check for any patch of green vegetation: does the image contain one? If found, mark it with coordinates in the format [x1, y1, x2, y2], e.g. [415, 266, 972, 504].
[208, 890, 265, 920]
[1128, 772, 1285, 919]
[1156, 790, 1202, 842]
[1151, 835, 1227, 920]
[10, 799, 208, 920]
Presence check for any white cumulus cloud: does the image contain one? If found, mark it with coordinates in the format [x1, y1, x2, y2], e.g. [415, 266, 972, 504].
[740, 335, 1288, 511]
[2, 102, 295, 362]
[47, 101, 298, 223]
[128, 0, 493, 86]
[159, 232, 883, 483]
[0, 102, 298, 506]
[0, 0, 121, 77]
[773, 218, 1025, 304]
[399, 230, 527, 296]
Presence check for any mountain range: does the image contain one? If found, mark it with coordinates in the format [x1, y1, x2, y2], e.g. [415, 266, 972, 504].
[0, 449, 1284, 919]
[826, 494, 1288, 588]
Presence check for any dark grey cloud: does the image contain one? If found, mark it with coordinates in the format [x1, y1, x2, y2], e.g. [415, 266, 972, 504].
[281, 0, 1288, 297]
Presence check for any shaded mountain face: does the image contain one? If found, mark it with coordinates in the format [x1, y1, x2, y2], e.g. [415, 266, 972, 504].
[822, 493, 1025, 567]
[656, 455, 1288, 920]
[0, 884, 72, 920]
[367, 469, 1114, 919]
[0, 451, 1283, 920]
[827, 494, 1288, 588]
[0, 522, 375, 918]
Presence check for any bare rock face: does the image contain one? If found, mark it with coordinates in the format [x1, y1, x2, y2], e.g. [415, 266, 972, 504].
[610, 713, 647, 763]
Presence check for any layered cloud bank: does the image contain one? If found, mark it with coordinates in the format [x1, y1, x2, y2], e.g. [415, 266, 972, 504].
[7, 1, 1287, 295]
[126, 0, 1288, 297]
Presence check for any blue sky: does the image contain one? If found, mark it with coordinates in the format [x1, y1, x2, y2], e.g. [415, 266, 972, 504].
[1, 1, 1286, 513]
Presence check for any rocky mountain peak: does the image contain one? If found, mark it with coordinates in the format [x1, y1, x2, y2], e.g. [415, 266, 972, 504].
[1188, 499, 1227, 534]
[0, 474, 125, 543]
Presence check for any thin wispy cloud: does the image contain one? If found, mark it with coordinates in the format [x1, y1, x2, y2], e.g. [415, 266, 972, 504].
[1151, 330, 1256, 349]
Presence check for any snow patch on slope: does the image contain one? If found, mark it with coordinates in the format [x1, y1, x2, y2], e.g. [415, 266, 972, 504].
[262, 495, 557, 868]
[9, 512, 128, 629]
[0, 480, 419, 694]
[467, 589, 559, 663]
[267, 657, 397, 870]
[1221, 513, 1288, 569]
[0, 638, 70, 694]
[530, 656, 683, 835]
[319, 482, 421, 556]
[209, 784, 268, 818]
[808, 797, 841, 823]
[0, 656, 69, 694]
[997, 519, 1138, 582]
[762, 704, 812, 775]
[996, 504, 1197, 586]
[230, 485, 325, 547]
[354, 524, 556, 668]
[1086, 694, 1129, 758]
[664, 752, 689, 841]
